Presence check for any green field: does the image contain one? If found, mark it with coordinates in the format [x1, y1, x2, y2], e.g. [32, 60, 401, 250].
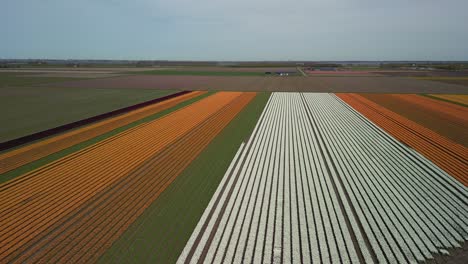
[0, 87, 177, 142]
[0, 72, 84, 87]
[134, 69, 266, 76]
[99, 92, 271, 263]
[0, 92, 213, 184]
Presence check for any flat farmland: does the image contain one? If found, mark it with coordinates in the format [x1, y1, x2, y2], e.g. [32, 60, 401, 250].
[179, 93, 467, 264]
[0, 92, 256, 263]
[338, 94, 468, 186]
[425, 78, 468, 87]
[357, 94, 468, 147]
[148, 67, 298, 72]
[0, 91, 205, 175]
[305, 70, 382, 77]
[134, 67, 298, 76]
[100, 92, 271, 263]
[47, 74, 468, 93]
[0, 86, 177, 142]
[379, 71, 468, 78]
[378, 71, 468, 87]
[0, 71, 92, 88]
[1, 68, 467, 263]
[427, 94, 468, 106]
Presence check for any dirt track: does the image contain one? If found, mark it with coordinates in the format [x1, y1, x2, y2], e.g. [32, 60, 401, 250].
[46, 75, 468, 94]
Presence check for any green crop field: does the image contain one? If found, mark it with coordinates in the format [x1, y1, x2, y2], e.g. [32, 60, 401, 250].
[0, 87, 177, 142]
[99, 92, 271, 263]
[0, 91, 212, 184]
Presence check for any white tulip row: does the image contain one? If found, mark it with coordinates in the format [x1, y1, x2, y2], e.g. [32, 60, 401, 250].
[178, 93, 468, 264]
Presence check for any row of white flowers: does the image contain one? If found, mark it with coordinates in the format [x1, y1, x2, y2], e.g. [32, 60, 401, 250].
[179, 92, 468, 264]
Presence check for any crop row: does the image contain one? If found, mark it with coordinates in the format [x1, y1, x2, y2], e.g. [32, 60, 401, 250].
[356, 93, 467, 148]
[0, 92, 254, 263]
[390, 94, 467, 126]
[0, 91, 205, 175]
[179, 92, 468, 264]
[428, 94, 468, 106]
[338, 94, 468, 186]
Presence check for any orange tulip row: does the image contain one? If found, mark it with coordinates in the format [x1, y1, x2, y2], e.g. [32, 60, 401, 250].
[338, 94, 467, 186]
[390, 94, 468, 125]
[0, 91, 206, 175]
[0, 92, 255, 263]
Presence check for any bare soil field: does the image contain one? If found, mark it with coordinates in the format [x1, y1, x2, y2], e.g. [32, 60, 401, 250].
[378, 71, 468, 77]
[46, 75, 468, 93]
[305, 70, 383, 77]
[23, 73, 123, 78]
[0, 68, 134, 78]
[359, 94, 468, 147]
[0, 67, 153, 73]
[422, 79, 468, 87]
[148, 66, 298, 72]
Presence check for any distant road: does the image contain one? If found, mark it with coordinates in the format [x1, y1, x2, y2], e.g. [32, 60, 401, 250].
[297, 67, 307, 76]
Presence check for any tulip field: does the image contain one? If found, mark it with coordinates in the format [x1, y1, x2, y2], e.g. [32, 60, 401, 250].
[179, 93, 467, 264]
[0, 90, 466, 263]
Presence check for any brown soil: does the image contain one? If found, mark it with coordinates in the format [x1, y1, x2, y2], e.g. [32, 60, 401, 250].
[428, 79, 468, 87]
[23, 73, 123, 78]
[151, 66, 299, 72]
[47, 75, 468, 94]
[379, 71, 468, 78]
[425, 241, 468, 264]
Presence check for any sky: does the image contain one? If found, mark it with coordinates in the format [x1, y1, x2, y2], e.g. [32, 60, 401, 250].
[2, 0, 468, 61]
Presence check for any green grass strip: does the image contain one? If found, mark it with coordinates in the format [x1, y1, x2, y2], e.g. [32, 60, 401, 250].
[420, 94, 468, 108]
[131, 70, 266, 76]
[0, 91, 214, 184]
[99, 92, 271, 263]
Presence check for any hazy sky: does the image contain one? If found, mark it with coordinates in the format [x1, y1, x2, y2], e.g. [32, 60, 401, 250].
[2, 0, 468, 60]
